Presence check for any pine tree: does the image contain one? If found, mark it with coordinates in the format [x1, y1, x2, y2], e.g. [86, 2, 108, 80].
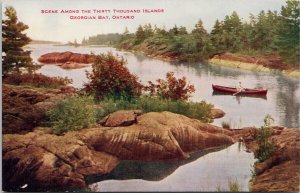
[191, 20, 209, 53]
[123, 26, 129, 35]
[169, 25, 179, 35]
[275, 0, 300, 64]
[210, 19, 225, 52]
[2, 6, 36, 76]
[135, 25, 146, 44]
[178, 26, 188, 35]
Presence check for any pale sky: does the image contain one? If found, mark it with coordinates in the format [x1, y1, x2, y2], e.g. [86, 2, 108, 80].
[2, 0, 286, 43]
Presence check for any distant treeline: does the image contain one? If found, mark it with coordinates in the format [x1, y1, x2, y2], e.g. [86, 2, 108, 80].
[82, 1, 299, 66]
[81, 33, 122, 45]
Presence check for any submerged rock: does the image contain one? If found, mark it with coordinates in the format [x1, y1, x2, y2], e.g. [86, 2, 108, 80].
[3, 111, 234, 191]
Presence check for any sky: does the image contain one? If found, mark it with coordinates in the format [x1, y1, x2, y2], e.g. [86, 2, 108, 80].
[2, 0, 286, 43]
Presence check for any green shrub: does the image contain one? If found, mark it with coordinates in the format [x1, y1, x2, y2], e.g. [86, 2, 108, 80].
[221, 121, 231, 129]
[48, 96, 96, 135]
[254, 114, 275, 162]
[97, 96, 213, 123]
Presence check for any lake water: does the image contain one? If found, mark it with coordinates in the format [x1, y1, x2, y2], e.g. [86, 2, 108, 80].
[86, 143, 254, 192]
[27, 44, 299, 191]
[29, 44, 300, 129]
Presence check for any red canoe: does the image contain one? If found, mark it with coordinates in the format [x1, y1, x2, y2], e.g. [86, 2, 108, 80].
[212, 84, 268, 95]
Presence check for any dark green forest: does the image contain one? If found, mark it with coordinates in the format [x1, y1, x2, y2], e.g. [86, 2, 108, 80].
[82, 1, 299, 66]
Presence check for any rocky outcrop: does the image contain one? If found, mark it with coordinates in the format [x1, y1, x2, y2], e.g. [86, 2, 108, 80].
[3, 111, 234, 191]
[100, 110, 143, 127]
[232, 127, 300, 192]
[2, 84, 75, 134]
[3, 132, 119, 191]
[38, 52, 96, 69]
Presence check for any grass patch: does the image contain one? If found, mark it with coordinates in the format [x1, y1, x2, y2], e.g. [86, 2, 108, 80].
[221, 121, 231, 129]
[216, 179, 242, 192]
[96, 96, 213, 123]
[48, 95, 96, 135]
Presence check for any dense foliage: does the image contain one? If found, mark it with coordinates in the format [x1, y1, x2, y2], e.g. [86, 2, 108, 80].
[97, 96, 213, 123]
[84, 1, 299, 66]
[145, 72, 195, 101]
[84, 52, 143, 100]
[3, 73, 72, 88]
[48, 96, 96, 135]
[2, 6, 38, 76]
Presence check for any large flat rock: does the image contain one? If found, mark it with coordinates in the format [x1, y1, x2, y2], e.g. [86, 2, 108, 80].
[3, 111, 234, 191]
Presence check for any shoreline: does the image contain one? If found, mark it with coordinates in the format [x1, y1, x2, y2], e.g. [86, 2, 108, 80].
[208, 58, 300, 78]
[119, 47, 300, 78]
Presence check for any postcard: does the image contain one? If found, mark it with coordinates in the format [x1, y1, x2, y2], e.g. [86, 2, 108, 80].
[2, 0, 299, 192]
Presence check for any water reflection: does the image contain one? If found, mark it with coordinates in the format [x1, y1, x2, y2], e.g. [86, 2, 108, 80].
[86, 146, 226, 184]
[89, 143, 255, 192]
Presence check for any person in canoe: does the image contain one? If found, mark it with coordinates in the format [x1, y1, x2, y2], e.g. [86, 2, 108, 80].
[233, 82, 245, 95]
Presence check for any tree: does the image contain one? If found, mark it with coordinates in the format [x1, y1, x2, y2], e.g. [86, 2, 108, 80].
[143, 23, 154, 37]
[222, 11, 243, 52]
[169, 25, 179, 35]
[2, 6, 36, 76]
[210, 19, 226, 52]
[178, 26, 188, 35]
[135, 25, 146, 44]
[274, 0, 300, 64]
[81, 37, 87, 45]
[191, 19, 210, 55]
[123, 26, 129, 35]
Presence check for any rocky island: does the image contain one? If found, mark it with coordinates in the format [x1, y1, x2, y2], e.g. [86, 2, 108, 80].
[38, 52, 96, 69]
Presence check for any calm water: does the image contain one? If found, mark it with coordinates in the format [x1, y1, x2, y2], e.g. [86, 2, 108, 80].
[27, 44, 299, 191]
[87, 143, 254, 192]
[29, 44, 300, 129]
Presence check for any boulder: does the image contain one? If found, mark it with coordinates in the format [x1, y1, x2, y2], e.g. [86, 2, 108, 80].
[3, 111, 234, 191]
[100, 110, 143, 127]
[210, 108, 225, 119]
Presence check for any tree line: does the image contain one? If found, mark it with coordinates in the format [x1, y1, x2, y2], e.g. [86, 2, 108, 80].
[83, 1, 299, 66]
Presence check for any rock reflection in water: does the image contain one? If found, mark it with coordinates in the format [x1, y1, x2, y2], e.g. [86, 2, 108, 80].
[88, 143, 255, 192]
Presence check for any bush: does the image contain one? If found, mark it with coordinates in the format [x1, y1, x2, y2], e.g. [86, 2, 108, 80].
[254, 115, 275, 162]
[84, 52, 143, 100]
[3, 73, 72, 88]
[48, 96, 96, 135]
[97, 96, 213, 123]
[216, 179, 241, 192]
[221, 121, 231, 129]
[145, 72, 195, 101]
